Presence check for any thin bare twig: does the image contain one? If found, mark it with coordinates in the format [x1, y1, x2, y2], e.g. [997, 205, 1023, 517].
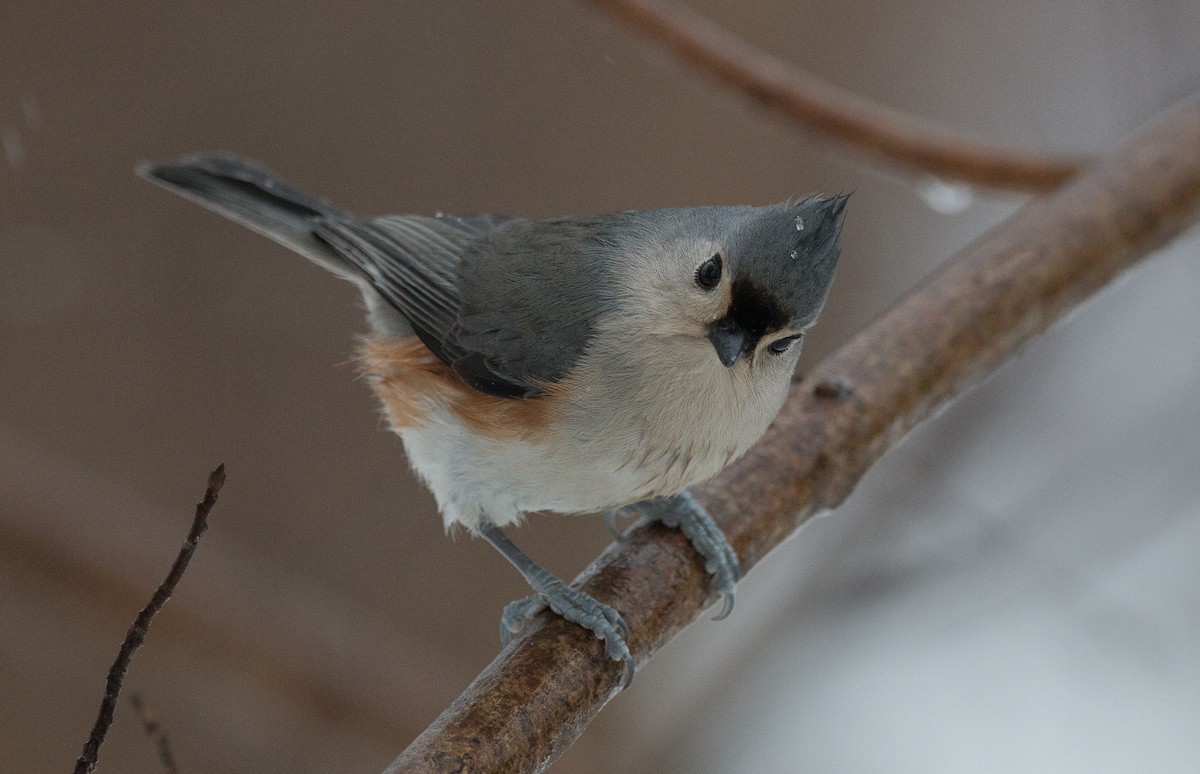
[589, 0, 1090, 192]
[74, 464, 226, 774]
[387, 96, 1200, 772]
[0, 437, 452, 746]
[129, 693, 180, 774]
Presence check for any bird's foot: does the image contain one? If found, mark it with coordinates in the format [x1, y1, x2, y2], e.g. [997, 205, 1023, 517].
[622, 492, 740, 619]
[481, 524, 634, 686]
[501, 579, 634, 686]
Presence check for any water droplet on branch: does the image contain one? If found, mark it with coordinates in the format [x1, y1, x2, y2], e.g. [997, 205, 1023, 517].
[914, 176, 974, 214]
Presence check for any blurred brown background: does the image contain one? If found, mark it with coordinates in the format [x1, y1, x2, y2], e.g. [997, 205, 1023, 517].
[2, 1, 1199, 772]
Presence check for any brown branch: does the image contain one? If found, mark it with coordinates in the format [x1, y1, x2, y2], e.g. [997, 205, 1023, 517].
[387, 95, 1200, 772]
[74, 464, 226, 774]
[588, 0, 1090, 193]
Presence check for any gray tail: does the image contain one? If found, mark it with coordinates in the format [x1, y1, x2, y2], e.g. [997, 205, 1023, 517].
[137, 153, 358, 279]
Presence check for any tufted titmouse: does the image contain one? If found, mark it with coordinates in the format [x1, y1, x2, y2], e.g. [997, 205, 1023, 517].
[140, 154, 846, 682]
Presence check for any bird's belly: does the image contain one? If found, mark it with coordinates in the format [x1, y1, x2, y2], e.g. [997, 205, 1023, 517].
[398, 404, 744, 532]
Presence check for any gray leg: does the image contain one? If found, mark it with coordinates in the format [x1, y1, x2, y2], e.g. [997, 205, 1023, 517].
[603, 509, 622, 538]
[481, 525, 634, 685]
[621, 492, 740, 619]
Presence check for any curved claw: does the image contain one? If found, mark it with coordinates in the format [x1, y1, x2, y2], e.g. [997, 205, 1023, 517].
[619, 653, 635, 688]
[713, 589, 735, 621]
[703, 533, 740, 621]
[499, 594, 548, 646]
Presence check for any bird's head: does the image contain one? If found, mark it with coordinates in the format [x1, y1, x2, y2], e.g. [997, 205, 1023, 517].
[615, 195, 848, 372]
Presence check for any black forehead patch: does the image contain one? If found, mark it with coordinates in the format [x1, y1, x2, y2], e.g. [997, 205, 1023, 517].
[727, 276, 788, 343]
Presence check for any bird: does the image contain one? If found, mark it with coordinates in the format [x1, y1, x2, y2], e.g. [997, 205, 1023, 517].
[139, 154, 847, 684]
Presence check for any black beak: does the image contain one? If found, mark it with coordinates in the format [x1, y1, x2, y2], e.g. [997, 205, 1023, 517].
[708, 318, 747, 367]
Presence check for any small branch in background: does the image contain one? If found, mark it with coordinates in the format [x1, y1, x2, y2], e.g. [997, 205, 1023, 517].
[73, 464, 226, 774]
[588, 0, 1090, 193]
[387, 95, 1200, 773]
[129, 693, 180, 774]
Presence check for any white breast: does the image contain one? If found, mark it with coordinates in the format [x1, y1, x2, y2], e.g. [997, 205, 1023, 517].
[398, 334, 794, 533]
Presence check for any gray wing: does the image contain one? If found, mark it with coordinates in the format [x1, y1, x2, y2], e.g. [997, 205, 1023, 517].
[312, 214, 491, 365]
[315, 214, 614, 399]
[452, 217, 616, 396]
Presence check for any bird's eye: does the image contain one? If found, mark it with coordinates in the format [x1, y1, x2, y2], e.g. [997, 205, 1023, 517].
[694, 254, 723, 290]
[768, 334, 803, 355]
